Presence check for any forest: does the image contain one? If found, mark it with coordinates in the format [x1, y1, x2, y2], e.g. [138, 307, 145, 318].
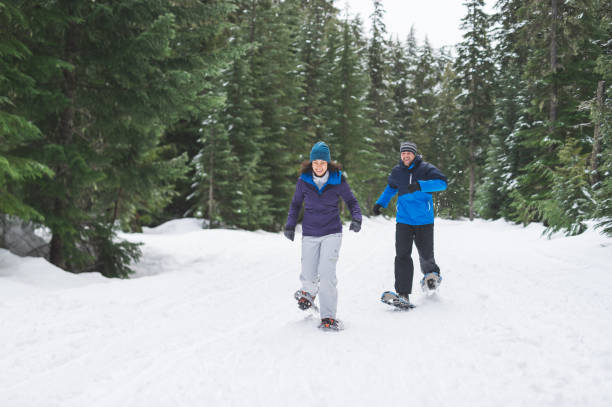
[1, 0, 610, 277]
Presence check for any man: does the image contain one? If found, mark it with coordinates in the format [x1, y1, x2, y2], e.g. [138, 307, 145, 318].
[373, 141, 447, 304]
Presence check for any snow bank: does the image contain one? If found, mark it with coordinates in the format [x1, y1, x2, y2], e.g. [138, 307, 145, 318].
[1, 217, 611, 407]
[141, 217, 207, 235]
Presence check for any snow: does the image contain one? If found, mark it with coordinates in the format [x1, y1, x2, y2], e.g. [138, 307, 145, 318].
[1, 217, 612, 406]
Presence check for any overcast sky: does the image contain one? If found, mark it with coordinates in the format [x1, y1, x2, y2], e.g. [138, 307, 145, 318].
[342, 0, 497, 48]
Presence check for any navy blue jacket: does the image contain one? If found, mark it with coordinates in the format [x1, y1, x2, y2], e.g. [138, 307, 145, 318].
[286, 171, 362, 237]
[376, 156, 447, 225]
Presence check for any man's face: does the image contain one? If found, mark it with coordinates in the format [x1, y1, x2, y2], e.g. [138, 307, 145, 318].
[401, 151, 415, 166]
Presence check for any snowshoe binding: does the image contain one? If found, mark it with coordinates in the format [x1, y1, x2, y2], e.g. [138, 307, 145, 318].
[294, 290, 319, 312]
[420, 272, 441, 295]
[380, 291, 416, 310]
[318, 317, 343, 331]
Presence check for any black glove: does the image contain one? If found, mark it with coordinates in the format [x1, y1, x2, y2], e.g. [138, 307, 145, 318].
[406, 182, 421, 193]
[283, 227, 295, 241]
[349, 220, 361, 233]
[372, 203, 382, 215]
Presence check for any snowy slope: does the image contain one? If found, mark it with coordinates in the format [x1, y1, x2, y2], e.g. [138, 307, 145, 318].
[1, 218, 611, 407]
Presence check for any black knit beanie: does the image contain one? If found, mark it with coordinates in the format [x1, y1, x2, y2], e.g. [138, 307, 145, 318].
[400, 141, 417, 155]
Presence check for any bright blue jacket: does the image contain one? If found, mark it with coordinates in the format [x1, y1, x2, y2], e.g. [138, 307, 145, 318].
[376, 156, 447, 225]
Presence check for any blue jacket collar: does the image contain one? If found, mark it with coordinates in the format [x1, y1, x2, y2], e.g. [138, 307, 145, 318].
[301, 171, 342, 193]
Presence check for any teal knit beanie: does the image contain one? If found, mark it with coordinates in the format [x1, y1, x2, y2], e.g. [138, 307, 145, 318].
[310, 141, 331, 162]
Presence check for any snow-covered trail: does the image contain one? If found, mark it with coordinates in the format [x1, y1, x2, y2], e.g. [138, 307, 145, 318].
[1, 218, 611, 407]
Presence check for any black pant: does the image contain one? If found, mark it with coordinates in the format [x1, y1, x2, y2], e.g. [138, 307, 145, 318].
[395, 223, 440, 294]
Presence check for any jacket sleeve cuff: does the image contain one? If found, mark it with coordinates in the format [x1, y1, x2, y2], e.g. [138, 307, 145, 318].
[418, 179, 447, 193]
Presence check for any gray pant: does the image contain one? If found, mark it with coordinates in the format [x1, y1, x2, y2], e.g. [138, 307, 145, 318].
[300, 233, 342, 319]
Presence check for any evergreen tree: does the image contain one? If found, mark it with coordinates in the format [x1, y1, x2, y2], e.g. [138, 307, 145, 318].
[297, 0, 337, 145]
[591, 6, 612, 235]
[319, 12, 373, 214]
[0, 2, 53, 221]
[366, 0, 396, 157]
[476, 0, 528, 219]
[191, 110, 237, 228]
[154, 0, 237, 224]
[410, 38, 440, 158]
[539, 138, 595, 236]
[250, 0, 304, 230]
[388, 37, 411, 142]
[17, 0, 232, 276]
[402, 26, 420, 141]
[509, 0, 606, 234]
[363, 0, 396, 210]
[431, 61, 463, 218]
[453, 0, 496, 220]
[221, 29, 266, 230]
[319, 16, 343, 149]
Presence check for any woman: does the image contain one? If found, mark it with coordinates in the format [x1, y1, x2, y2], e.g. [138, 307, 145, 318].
[284, 141, 362, 330]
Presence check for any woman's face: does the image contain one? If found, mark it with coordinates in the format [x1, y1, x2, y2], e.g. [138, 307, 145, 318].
[312, 160, 328, 177]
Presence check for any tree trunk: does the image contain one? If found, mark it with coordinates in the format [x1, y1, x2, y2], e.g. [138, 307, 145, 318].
[111, 188, 123, 226]
[208, 129, 215, 228]
[249, 0, 256, 43]
[549, 0, 558, 129]
[469, 140, 475, 221]
[49, 19, 78, 270]
[0, 214, 6, 249]
[590, 80, 605, 185]
[49, 227, 65, 268]
[469, 68, 476, 221]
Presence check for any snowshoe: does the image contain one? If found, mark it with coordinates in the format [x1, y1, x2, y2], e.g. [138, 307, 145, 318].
[294, 290, 319, 312]
[420, 272, 441, 295]
[318, 317, 343, 331]
[380, 291, 416, 310]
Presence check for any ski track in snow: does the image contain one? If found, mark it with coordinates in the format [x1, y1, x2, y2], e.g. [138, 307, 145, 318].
[1, 218, 611, 407]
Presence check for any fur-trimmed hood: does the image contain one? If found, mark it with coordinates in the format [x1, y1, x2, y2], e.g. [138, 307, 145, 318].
[300, 160, 342, 175]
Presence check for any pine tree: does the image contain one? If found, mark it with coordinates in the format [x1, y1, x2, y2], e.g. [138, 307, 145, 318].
[403, 26, 420, 138]
[366, 0, 397, 157]
[453, 0, 496, 220]
[388, 37, 411, 142]
[508, 0, 607, 234]
[297, 0, 337, 145]
[16, 0, 233, 276]
[475, 0, 527, 219]
[431, 60, 463, 218]
[156, 1, 237, 224]
[250, 0, 304, 230]
[410, 39, 440, 158]
[319, 12, 373, 215]
[363, 0, 396, 210]
[591, 5, 612, 235]
[0, 2, 53, 221]
[191, 110, 237, 228]
[222, 39, 266, 230]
